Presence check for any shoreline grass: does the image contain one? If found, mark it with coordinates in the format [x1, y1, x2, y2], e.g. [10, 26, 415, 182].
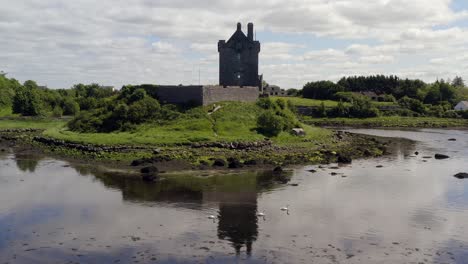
[303, 116, 468, 128]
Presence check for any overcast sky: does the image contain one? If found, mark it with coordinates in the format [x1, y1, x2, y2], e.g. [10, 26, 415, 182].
[1, 0, 468, 89]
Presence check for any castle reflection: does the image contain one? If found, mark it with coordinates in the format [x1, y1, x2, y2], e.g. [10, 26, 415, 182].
[75, 165, 285, 256]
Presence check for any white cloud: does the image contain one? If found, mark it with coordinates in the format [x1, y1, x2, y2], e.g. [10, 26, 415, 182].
[0, 0, 467, 88]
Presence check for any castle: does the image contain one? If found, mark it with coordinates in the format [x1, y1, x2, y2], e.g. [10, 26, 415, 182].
[154, 23, 261, 106]
[219, 23, 262, 88]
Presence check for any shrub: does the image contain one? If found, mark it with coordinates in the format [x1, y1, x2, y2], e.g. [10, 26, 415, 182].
[257, 110, 284, 137]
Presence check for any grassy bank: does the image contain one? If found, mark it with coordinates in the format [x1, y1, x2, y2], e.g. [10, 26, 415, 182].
[272, 96, 397, 108]
[0, 118, 66, 130]
[39, 102, 330, 146]
[303, 116, 468, 128]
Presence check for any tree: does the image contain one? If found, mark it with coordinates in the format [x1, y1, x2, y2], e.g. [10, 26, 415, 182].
[452, 76, 465, 88]
[62, 97, 80, 116]
[302, 81, 344, 100]
[12, 85, 43, 116]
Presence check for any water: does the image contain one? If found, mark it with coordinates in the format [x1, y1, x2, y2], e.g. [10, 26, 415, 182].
[1, 129, 468, 264]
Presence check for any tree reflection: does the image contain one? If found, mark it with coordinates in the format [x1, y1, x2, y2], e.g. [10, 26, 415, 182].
[15, 154, 40, 173]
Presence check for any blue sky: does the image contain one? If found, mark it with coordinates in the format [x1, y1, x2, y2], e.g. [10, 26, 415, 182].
[1, 0, 467, 89]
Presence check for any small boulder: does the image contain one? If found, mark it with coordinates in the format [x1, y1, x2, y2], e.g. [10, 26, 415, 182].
[337, 155, 352, 164]
[131, 158, 151, 167]
[213, 159, 226, 167]
[454, 173, 468, 179]
[142, 174, 158, 182]
[448, 138, 457, 141]
[291, 128, 306, 136]
[140, 166, 159, 174]
[273, 166, 284, 173]
[228, 158, 243, 169]
[308, 169, 317, 173]
[414, 152, 419, 155]
[244, 159, 258, 166]
[435, 154, 450, 160]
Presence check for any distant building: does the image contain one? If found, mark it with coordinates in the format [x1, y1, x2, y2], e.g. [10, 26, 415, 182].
[357, 91, 379, 101]
[263, 84, 287, 96]
[218, 23, 261, 89]
[454, 101, 468, 111]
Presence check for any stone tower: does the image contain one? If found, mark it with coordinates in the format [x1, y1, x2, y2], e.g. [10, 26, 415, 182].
[218, 22, 261, 88]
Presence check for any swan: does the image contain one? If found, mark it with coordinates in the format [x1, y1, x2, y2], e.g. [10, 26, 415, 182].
[207, 215, 217, 220]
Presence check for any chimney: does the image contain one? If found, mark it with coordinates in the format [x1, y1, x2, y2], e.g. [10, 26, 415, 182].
[248, 23, 254, 41]
[237, 22, 242, 31]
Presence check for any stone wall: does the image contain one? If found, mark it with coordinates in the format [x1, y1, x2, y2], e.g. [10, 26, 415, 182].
[156, 86, 204, 105]
[154, 85, 259, 106]
[202, 86, 258, 105]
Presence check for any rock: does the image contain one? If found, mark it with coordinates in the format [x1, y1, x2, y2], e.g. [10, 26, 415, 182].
[140, 166, 158, 174]
[376, 165, 384, 168]
[0, 149, 5, 152]
[454, 173, 468, 179]
[199, 160, 209, 166]
[307, 169, 317, 173]
[142, 174, 158, 182]
[152, 148, 162, 154]
[273, 166, 284, 173]
[244, 159, 258, 166]
[131, 158, 151, 167]
[228, 158, 243, 169]
[414, 152, 419, 155]
[422, 156, 432, 159]
[331, 172, 338, 176]
[435, 154, 450, 160]
[213, 159, 226, 167]
[448, 138, 457, 141]
[289, 183, 299, 186]
[291, 128, 306, 136]
[337, 155, 352, 164]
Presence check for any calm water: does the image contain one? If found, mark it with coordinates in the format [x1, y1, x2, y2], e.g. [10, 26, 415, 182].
[1, 129, 468, 264]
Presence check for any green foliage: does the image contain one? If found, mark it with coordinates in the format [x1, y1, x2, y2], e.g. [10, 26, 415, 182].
[12, 84, 43, 116]
[398, 96, 426, 114]
[349, 97, 380, 118]
[62, 97, 80, 116]
[256, 97, 276, 109]
[257, 110, 284, 137]
[0, 74, 20, 108]
[52, 105, 63, 117]
[255, 98, 300, 137]
[303, 81, 344, 100]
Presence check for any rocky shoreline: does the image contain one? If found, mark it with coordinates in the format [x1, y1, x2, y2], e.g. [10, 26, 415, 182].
[0, 128, 389, 181]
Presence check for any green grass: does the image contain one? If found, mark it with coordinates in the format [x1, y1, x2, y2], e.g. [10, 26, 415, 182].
[303, 116, 468, 128]
[273, 96, 398, 108]
[41, 101, 331, 146]
[0, 118, 66, 130]
[0, 107, 14, 117]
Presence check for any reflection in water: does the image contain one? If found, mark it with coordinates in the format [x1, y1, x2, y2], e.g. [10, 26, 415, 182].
[14, 154, 40, 173]
[1, 129, 468, 263]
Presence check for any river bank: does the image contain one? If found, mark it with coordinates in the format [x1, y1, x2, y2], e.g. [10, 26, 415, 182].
[303, 116, 468, 128]
[0, 127, 388, 177]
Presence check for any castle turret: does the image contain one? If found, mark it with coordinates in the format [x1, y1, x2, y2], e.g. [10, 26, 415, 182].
[247, 23, 254, 41]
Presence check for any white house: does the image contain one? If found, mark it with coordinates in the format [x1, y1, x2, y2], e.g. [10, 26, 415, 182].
[454, 101, 468, 111]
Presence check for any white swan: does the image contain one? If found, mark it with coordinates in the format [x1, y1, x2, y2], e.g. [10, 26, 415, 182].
[207, 215, 217, 220]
